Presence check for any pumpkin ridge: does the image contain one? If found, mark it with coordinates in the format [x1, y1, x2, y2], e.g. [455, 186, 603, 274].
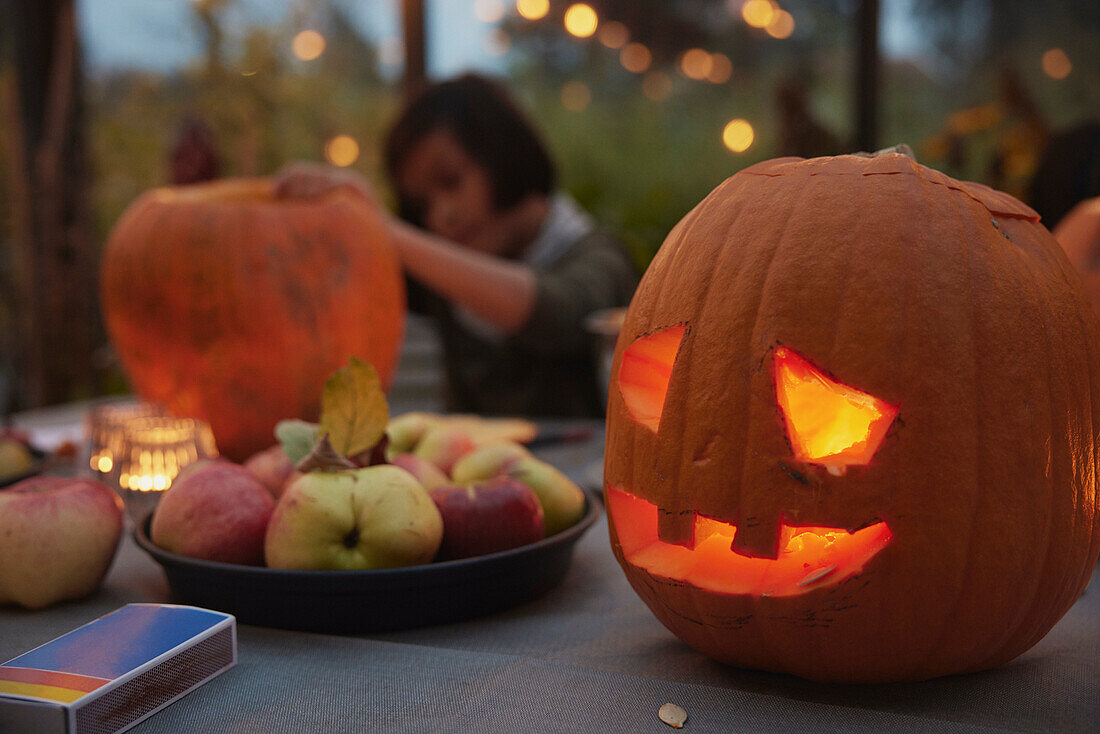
[648, 173, 748, 543]
[1032, 248, 1092, 658]
[733, 174, 820, 556]
[1032, 241, 1100, 649]
[904, 181, 1002, 679]
[998, 216, 1070, 666]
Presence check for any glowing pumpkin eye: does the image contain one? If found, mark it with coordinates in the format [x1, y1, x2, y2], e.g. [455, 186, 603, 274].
[773, 346, 898, 470]
[618, 325, 687, 432]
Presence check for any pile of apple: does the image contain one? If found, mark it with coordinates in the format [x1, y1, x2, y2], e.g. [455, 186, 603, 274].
[150, 358, 587, 570]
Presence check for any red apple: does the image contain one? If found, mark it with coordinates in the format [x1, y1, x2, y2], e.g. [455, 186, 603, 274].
[243, 444, 296, 498]
[0, 476, 124, 608]
[151, 459, 275, 565]
[413, 424, 478, 475]
[429, 477, 545, 561]
[390, 452, 449, 490]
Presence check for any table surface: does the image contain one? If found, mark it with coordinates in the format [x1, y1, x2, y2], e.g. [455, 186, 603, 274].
[2, 407, 1098, 733]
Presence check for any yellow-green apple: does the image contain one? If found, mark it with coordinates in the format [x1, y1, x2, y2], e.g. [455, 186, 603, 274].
[0, 438, 35, 482]
[151, 459, 275, 565]
[0, 477, 124, 608]
[243, 444, 296, 498]
[452, 446, 585, 536]
[509, 457, 585, 535]
[430, 477, 545, 560]
[451, 443, 531, 484]
[389, 453, 449, 490]
[264, 465, 443, 570]
[412, 424, 478, 475]
[448, 415, 538, 446]
[386, 412, 538, 460]
[385, 412, 438, 459]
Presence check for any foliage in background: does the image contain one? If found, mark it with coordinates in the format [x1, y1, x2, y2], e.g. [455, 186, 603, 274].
[1, 0, 1098, 406]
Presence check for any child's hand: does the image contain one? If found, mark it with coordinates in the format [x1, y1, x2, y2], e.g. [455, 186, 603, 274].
[273, 161, 379, 207]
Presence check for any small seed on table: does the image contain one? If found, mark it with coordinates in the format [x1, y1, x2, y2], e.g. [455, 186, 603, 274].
[659, 702, 688, 728]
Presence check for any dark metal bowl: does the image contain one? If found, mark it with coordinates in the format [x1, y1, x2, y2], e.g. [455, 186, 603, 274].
[133, 490, 600, 633]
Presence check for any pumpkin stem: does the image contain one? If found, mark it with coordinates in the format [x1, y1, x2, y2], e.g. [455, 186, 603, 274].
[855, 143, 916, 161]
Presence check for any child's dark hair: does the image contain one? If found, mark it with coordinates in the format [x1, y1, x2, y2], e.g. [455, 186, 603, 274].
[384, 73, 556, 225]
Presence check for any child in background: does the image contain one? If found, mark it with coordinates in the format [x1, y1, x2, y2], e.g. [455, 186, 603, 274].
[276, 73, 637, 418]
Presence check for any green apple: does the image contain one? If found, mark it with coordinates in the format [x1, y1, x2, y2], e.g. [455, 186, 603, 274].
[0, 438, 35, 481]
[384, 412, 439, 459]
[505, 457, 586, 536]
[264, 465, 443, 570]
[451, 442, 531, 484]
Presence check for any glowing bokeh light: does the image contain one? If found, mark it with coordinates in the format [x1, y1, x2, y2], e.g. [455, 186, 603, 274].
[642, 71, 673, 101]
[766, 9, 795, 39]
[707, 53, 733, 83]
[742, 0, 775, 28]
[561, 81, 592, 111]
[723, 118, 755, 153]
[564, 3, 598, 38]
[598, 20, 629, 48]
[1042, 48, 1072, 79]
[292, 30, 325, 61]
[620, 42, 652, 74]
[516, 0, 549, 21]
[680, 48, 713, 80]
[325, 135, 360, 167]
[474, 0, 506, 24]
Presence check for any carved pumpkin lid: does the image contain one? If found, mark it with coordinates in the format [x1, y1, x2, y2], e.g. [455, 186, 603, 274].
[740, 152, 1040, 222]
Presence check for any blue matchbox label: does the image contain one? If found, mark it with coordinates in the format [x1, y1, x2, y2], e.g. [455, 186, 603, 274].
[1, 604, 237, 734]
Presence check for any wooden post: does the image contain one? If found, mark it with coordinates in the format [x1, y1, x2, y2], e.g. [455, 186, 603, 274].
[1, 0, 98, 410]
[855, 0, 880, 152]
[402, 0, 427, 101]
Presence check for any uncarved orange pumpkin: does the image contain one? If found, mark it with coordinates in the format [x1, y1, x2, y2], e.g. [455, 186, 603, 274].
[1054, 196, 1100, 320]
[604, 152, 1100, 682]
[101, 178, 405, 461]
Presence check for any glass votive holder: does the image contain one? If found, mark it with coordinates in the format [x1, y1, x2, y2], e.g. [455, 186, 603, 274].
[87, 400, 167, 479]
[109, 416, 219, 522]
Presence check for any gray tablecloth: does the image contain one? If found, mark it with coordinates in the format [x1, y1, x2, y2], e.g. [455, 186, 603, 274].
[2, 424, 1098, 733]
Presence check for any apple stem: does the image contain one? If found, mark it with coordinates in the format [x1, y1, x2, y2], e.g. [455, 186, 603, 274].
[296, 433, 357, 473]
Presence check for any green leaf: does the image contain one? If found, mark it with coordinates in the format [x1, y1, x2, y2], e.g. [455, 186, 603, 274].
[320, 357, 389, 459]
[275, 419, 320, 465]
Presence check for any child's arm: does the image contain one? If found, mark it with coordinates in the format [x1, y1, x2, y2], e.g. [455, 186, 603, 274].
[389, 218, 537, 334]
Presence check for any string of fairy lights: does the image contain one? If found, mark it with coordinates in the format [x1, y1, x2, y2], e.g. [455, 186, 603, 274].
[522, 1, 797, 154]
[281, 1, 1078, 166]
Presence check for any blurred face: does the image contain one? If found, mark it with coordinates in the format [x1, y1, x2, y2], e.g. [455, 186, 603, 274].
[397, 127, 505, 255]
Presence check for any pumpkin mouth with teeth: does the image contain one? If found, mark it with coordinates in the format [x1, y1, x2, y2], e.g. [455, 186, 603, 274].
[607, 488, 892, 597]
[610, 330, 898, 597]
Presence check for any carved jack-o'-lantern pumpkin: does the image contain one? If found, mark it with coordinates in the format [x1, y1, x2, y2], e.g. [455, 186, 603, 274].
[604, 151, 1100, 683]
